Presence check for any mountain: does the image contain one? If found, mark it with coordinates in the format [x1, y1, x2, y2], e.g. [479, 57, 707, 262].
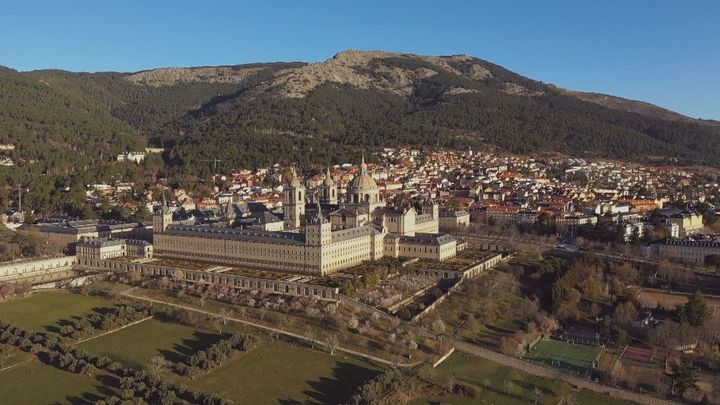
[1, 50, 719, 177]
[155, 50, 720, 170]
[562, 89, 720, 127]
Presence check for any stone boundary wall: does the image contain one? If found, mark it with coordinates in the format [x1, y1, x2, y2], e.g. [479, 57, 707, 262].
[409, 254, 503, 323]
[405, 253, 502, 281]
[410, 279, 461, 323]
[386, 281, 439, 314]
[78, 258, 340, 301]
[454, 234, 506, 251]
[0, 256, 77, 283]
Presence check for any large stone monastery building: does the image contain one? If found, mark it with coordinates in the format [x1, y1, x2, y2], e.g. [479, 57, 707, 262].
[152, 156, 460, 275]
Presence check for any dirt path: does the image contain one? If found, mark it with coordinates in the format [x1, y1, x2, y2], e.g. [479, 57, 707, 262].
[119, 286, 677, 404]
[121, 289, 424, 368]
[73, 316, 153, 344]
[0, 356, 36, 373]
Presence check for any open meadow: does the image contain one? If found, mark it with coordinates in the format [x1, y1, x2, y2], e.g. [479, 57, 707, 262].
[178, 340, 381, 404]
[79, 317, 224, 368]
[0, 360, 114, 404]
[0, 289, 382, 404]
[80, 314, 382, 404]
[0, 290, 114, 332]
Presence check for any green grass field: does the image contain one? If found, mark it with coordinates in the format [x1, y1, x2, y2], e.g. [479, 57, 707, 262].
[0, 290, 113, 333]
[178, 341, 381, 404]
[79, 318, 224, 368]
[0, 345, 32, 369]
[0, 290, 382, 403]
[413, 352, 634, 405]
[0, 361, 114, 404]
[524, 339, 599, 372]
[79, 312, 382, 403]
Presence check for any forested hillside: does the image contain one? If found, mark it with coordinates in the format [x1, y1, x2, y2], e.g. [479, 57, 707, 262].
[160, 51, 720, 171]
[0, 50, 718, 215]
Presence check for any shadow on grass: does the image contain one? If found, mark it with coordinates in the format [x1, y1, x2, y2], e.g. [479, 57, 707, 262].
[90, 306, 116, 316]
[478, 384, 534, 403]
[484, 323, 515, 335]
[44, 306, 115, 334]
[511, 378, 557, 397]
[43, 324, 62, 334]
[282, 361, 380, 405]
[160, 331, 224, 364]
[65, 373, 119, 405]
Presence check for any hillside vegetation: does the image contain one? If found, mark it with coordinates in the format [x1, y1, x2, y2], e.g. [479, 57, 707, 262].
[0, 50, 718, 213]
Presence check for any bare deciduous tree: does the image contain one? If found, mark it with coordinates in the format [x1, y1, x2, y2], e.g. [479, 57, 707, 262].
[504, 380, 514, 397]
[219, 307, 232, 326]
[325, 334, 340, 355]
[148, 355, 168, 377]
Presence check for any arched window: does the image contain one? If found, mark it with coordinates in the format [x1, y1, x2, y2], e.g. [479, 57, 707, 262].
[298, 191, 302, 200]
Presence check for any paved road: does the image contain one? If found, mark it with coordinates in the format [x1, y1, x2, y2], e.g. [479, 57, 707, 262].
[451, 340, 679, 405]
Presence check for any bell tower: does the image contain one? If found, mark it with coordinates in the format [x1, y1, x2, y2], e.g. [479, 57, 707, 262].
[283, 166, 305, 230]
[153, 193, 173, 233]
[320, 166, 337, 205]
[306, 201, 331, 246]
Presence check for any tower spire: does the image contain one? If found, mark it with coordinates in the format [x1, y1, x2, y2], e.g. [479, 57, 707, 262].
[360, 151, 367, 174]
[162, 191, 169, 213]
[313, 191, 328, 223]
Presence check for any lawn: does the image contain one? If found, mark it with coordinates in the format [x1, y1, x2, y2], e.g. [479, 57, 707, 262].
[179, 340, 382, 404]
[413, 352, 635, 405]
[80, 314, 382, 404]
[0, 290, 113, 333]
[0, 361, 114, 404]
[0, 289, 382, 404]
[524, 339, 599, 373]
[0, 345, 32, 369]
[79, 318, 224, 368]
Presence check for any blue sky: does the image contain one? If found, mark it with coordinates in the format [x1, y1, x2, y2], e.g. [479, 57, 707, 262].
[1, 1, 718, 119]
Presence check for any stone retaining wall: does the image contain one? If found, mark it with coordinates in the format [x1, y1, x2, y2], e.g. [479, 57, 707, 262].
[78, 258, 340, 301]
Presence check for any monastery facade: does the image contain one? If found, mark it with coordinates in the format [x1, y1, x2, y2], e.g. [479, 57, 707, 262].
[151, 156, 460, 275]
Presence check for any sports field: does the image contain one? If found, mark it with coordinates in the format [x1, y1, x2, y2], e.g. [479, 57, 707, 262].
[524, 339, 599, 372]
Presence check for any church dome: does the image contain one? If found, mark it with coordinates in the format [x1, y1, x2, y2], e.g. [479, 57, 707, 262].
[349, 173, 377, 190]
[349, 153, 377, 190]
